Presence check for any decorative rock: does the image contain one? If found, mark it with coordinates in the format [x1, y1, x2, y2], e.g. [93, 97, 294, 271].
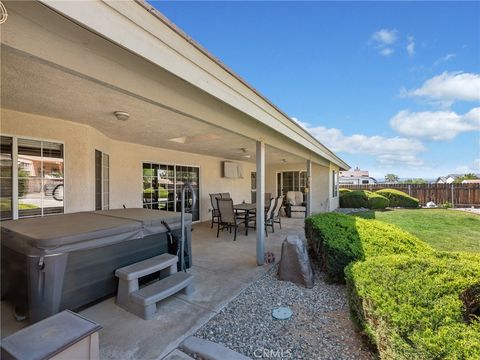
[277, 234, 314, 288]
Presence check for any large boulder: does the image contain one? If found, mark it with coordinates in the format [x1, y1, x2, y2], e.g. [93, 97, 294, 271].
[277, 235, 314, 288]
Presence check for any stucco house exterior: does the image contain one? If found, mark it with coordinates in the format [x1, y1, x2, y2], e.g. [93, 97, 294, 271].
[0, 0, 348, 264]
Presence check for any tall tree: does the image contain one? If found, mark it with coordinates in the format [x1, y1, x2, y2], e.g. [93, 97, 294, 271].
[385, 174, 399, 183]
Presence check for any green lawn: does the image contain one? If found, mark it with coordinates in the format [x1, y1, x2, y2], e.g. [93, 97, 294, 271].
[354, 209, 480, 253]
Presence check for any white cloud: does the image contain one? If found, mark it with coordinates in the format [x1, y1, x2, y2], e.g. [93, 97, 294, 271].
[390, 107, 480, 140]
[380, 47, 394, 57]
[292, 117, 425, 166]
[434, 53, 456, 66]
[371, 29, 398, 45]
[406, 36, 415, 56]
[455, 159, 480, 174]
[405, 71, 480, 102]
[370, 29, 398, 56]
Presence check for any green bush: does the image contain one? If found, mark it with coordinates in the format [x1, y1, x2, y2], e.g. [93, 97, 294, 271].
[339, 188, 351, 195]
[441, 201, 454, 209]
[346, 253, 480, 359]
[305, 212, 432, 283]
[375, 189, 419, 208]
[305, 212, 480, 358]
[339, 190, 389, 209]
[367, 192, 390, 209]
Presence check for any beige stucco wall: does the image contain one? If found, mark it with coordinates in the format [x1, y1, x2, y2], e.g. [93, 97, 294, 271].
[1, 109, 254, 221]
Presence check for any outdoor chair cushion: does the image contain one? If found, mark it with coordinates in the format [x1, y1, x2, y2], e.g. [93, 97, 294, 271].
[286, 191, 304, 206]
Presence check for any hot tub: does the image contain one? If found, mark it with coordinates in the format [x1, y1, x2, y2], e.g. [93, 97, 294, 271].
[1, 209, 192, 323]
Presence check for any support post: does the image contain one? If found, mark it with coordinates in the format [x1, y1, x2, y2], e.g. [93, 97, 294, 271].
[306, 160, 312, 216]
[256, 141, 265, 266]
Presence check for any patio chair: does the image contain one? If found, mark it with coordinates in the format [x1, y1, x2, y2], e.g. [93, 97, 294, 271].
[209, 193, 222, 228]
[272, 195, 284, 230]
[217, 198, 246, 241]
[220, 192, 231, 199]
[265, 197, 277, 236]
[285, 191, 306, 218]
[265, 192, 272, 204]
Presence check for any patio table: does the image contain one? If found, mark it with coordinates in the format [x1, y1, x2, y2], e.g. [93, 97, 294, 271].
[233, 203, 256, 235]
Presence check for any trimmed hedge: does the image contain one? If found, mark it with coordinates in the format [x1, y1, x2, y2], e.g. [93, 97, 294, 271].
[305, 212, 480, 359]
[339, 190, 389, 209]
[367, 192, 390, 209]
[339, 188, 352, 195]
[346, 253, 480, 359]
[305, 212, 432, 283]
[375, 188, 419, 208]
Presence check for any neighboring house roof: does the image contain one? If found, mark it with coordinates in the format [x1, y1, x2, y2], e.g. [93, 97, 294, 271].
[339, 176, 377, 183]
[462, 179, 480, 184]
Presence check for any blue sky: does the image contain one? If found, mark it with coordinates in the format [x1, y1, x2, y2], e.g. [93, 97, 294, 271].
[150, 1, 480, 180]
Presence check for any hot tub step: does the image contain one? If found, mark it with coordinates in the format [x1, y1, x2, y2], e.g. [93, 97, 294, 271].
[129, 272, 194, 320]
[115, 253, 178, 281]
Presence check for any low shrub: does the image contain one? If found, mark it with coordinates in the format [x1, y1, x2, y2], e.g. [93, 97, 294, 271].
[375, 189, 419, 208]
[441, 201, 454, 209]
[346, 253, 480, 359]
[340, 190, 389, 209]
[306, 212, 480, 358]
[367, 192, 390, 209]
[305, 212, 432, 283]
[339, 188, 352, 195]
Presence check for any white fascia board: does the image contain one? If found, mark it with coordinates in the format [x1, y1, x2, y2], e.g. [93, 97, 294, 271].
[38, 0, 349, 170]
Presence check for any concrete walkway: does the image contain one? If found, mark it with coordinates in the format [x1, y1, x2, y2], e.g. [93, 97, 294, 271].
[83, 217, 304, 359]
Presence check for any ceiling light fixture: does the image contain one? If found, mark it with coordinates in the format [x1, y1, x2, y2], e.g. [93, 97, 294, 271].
[114, 111, 130, 121]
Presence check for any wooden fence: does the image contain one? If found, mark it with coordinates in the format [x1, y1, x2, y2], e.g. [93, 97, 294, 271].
[340, 183, 480, 207]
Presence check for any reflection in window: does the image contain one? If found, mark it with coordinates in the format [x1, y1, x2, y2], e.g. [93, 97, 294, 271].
[143, 163, 199, 221]
[18, 139, 64, 218]
[0, 136, 13, 220]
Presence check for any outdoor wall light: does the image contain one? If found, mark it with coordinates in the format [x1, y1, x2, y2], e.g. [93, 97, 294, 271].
[114, 111, 130, 121]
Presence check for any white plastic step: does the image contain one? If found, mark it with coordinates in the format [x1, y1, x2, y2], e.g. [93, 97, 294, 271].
[130, 272, 193, 306]
[115, 253, 178, 281]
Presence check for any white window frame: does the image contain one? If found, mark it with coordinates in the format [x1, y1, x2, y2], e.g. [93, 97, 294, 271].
[275, 170, 307, 197]
[141, 161, 200, 222]
[1, 134, 66, 219]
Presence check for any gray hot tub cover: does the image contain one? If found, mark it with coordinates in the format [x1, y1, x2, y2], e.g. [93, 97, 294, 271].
[277, 234, 314, 288]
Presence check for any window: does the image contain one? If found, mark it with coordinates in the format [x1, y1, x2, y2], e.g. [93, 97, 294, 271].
[1, 136, 64, 219]
[143, 163, 199, 221]
[332, 170, 338, 197]
[95, 150, 109, 210]
[0, 136, 13, 220]
[277, 171, 307, 198]
[362, 179, 369, 184]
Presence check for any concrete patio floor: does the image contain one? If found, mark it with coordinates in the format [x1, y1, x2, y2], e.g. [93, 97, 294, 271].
[1, 216, 304, 360]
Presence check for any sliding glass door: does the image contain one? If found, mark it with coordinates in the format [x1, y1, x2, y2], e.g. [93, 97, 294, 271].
[143, 163, 199, 221]
[277, 171, 307, 199]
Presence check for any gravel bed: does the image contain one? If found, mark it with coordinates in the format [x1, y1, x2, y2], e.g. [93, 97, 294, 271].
[195, 263, 374, 360]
